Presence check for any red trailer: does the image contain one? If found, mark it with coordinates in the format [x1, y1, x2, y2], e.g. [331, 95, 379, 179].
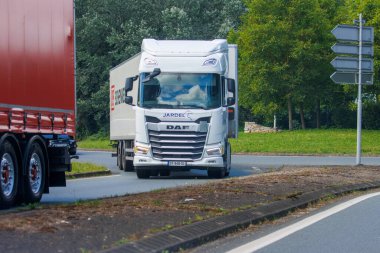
[0, 0, 75, 208]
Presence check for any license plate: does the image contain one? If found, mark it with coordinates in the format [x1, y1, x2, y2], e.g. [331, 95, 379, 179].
[168, 161, 187, 166]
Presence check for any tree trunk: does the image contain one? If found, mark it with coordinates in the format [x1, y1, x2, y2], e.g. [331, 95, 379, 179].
[316, 99, 320, 129]
[288, 98, 293, 130]
[300, 103, 306, 129]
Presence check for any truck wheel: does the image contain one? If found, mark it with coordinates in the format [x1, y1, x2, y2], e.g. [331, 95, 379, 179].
[123, 160, 134, 172]
[117, 142, 123, 170]
[136, 168, 151, 179]
[121, 141, 134, 172]
[0, 141, 19, 209]
[150, 170, 159, 177]
[224, 142, 231, 177]
[160, 170, 170, 177]
[23, 141, 45, 203]
[207, 168, 225, 179]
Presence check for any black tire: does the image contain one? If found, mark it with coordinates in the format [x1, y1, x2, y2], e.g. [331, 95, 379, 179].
[23, 141, 45, 203]
[207, 142, 230, 179]
[207, 168, 225, 179]
[117, 142, 123, 170]
[121, 141, 134, 172]
[123, 160, 134, 172]
[0, 141, 19, 209]
[160, 170, 170, 177]
[150, 170, 159, 177]
[224, 142, 231, 177]
[136, 168, 151, 179]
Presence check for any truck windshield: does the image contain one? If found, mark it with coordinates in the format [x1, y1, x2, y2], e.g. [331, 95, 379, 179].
[139, 73, 221, 109]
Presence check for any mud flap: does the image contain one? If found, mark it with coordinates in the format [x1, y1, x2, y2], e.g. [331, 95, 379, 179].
[48, 146, 70, 187]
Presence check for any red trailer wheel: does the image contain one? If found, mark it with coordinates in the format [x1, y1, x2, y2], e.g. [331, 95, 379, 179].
[23, 141, 45, 203]
[0, 141, 19, 209]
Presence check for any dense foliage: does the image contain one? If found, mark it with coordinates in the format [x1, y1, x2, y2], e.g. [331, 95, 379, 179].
[75, 0, 379, 138]
[231, 0, 380, 130]
[75, 0, 244, 138]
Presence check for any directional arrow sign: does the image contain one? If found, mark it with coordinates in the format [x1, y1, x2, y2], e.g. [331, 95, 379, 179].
[330, 57, 373, 72]
[331, 43, 373, 56]
[330, 72, 373, 85]
[332, 24, 374, 43]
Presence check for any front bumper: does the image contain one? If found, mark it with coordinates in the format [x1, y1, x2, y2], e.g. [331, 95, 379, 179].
[134, 155, 224, 170]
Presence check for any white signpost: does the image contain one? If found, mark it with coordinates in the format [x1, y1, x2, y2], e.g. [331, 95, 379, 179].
[330, 72, 373, 85]
[331, 57, 373, 72]
[331, 43, 373, 56]
[331, 24, 374, 43]
[330, 14, 374, 165]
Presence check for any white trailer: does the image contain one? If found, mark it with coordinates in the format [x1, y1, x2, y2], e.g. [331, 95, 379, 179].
[110, 39, 238, 178]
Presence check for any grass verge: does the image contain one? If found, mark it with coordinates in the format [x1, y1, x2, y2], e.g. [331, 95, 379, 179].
[230, 129, 380, 155]
[77, 136, 112, 150]
[78, 129, 380, 155]
[66, 162, 110, 179]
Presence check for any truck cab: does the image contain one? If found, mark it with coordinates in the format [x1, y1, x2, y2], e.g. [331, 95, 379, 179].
[110, 39, 238, 179]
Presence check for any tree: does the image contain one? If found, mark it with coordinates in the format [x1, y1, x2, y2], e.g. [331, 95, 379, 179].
[338, 0, 380, 129]
[231, 0, 339, 130]
[75, 0, 245, 137]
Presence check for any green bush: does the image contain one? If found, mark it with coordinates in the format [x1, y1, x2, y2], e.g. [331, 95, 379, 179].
[363, 103, 380, 130]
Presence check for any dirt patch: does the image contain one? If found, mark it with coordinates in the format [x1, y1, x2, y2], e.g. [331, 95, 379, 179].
[1, 166, 380, 253]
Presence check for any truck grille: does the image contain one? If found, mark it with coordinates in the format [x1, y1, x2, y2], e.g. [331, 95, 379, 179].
[149, 130, 207, 161]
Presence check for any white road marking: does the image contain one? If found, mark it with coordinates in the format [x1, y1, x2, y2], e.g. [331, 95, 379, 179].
[227, 191, 380, 253]
[251, 167, 262, 172]
[68, 174, 121, 181]
[78, 150, 113, 153]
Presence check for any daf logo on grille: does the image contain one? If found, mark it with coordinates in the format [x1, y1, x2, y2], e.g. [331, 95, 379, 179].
[167, 125, 190, 130]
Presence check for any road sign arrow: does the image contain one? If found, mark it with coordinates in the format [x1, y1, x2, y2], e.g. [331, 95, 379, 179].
[331, 43, 373, 56]
[330, 71, 373, 85]
[330, 57, 373, 72]
[331, 25, 374, 43]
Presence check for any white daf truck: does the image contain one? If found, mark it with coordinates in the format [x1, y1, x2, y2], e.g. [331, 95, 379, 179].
[110, 39, 238, 179]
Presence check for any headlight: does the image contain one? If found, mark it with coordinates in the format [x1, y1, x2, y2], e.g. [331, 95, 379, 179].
[134, 144, 150, 155]
[206, 144, 224, 156]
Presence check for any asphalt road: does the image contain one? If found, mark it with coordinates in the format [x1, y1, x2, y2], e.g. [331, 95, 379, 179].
[192, 192, 380, 253]
[73, 150, 380, 171]
[41, 151, 380, 204]
[41, 151, 257, 203]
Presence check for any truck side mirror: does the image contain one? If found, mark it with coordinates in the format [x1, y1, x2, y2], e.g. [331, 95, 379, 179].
[125, 96, 133, 105]
[227, 78, 235, 93]
[125, 78, 134, 93]
[142, 68, 161, 83]
[124, 75, 138, 105]
[225, 78, 236, 106]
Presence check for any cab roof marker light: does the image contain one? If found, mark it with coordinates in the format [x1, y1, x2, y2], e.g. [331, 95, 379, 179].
[202, 58, 218, 66]
[144, 58, 158, 66]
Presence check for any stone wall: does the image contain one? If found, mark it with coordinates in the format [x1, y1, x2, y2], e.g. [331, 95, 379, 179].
[244, 122, 279, 133]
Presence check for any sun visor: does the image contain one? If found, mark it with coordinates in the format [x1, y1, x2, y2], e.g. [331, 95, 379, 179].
[139, 52, 227, 74]
[141, 39, 228, 57]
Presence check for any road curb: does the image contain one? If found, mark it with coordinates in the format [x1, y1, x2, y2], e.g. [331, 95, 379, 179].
[66, 169, 112, 179]
[101, 181, 380, 253]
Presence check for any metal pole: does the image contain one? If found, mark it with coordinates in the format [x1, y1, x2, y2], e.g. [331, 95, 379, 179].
[274, 115, 277, 130]
[356, 13, 363, 165]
